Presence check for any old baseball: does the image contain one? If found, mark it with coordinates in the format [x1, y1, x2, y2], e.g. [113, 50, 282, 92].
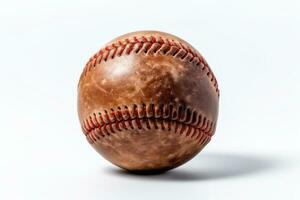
[77, 31, 219, 172]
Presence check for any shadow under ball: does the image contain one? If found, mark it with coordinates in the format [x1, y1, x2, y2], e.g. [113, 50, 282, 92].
[77, 31, 219, 172]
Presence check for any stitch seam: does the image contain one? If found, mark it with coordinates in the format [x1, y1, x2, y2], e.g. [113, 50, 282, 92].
[80, 35, 219, 97]
[81, 103, 215, 145]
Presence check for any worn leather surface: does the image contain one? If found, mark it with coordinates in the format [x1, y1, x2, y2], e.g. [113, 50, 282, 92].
[77, 31, 219, 172]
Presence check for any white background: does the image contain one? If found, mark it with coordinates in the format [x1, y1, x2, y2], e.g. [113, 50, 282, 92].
[0, 0, 299, 199]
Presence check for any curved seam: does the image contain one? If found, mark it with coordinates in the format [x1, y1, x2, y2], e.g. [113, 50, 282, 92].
[79, 35, 219, 97]
[81, 103, 216, 144]
[85, 118, 213, 144]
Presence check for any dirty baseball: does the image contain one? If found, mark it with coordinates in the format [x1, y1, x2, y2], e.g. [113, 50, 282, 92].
[77, 31, 219, 172]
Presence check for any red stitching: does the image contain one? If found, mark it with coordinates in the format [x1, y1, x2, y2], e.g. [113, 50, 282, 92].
[80, 35, 219, 97]
[83, 103, 215, 144]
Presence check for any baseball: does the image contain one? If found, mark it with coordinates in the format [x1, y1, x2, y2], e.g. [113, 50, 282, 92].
[77, 31, 219, 172]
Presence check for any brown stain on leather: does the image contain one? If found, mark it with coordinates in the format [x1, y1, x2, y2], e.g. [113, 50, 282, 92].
[77, 31, 219, 172]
